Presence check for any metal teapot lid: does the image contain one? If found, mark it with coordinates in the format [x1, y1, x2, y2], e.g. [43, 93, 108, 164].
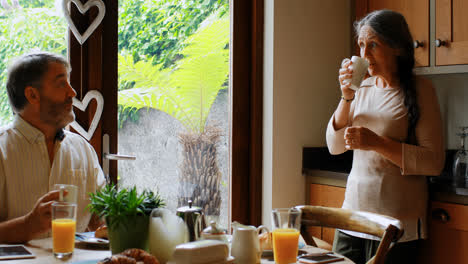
[177, 200, 203, 214]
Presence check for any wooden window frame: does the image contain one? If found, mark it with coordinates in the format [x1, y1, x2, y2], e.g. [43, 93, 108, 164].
[69, 0, 263, 225]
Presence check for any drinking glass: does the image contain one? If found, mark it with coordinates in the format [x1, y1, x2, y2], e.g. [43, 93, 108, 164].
[52, 202, 77, 259]
[271, 208, 301, 264]
[453, 127, 468, 188]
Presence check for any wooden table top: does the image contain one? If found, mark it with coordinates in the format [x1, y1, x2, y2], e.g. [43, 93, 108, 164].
[0, 238, 353, 263]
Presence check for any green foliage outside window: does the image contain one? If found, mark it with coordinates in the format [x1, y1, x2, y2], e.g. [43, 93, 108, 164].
[119, 12, 229, 133]
[119, 0, 228, 68]
[0, 6, 67, 125]
[16, 0, 55, 8]
[117, 0, 230, 130]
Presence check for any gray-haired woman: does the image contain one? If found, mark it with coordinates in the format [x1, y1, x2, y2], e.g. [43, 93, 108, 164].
[326, 10, 445, 264]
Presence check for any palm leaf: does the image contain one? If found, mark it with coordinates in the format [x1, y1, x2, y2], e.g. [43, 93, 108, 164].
[118, 12, 229, 133]
[170, 13, 229, 132]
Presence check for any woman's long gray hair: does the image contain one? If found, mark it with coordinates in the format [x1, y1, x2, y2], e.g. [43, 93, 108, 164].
[355, 10, 419, 144]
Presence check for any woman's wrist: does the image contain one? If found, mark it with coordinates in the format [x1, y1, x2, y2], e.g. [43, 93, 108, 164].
[341, 94, 355, 102]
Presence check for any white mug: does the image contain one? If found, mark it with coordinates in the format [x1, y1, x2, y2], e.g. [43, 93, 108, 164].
[53, 184, 78, 204]
[345, 56, 369, 91]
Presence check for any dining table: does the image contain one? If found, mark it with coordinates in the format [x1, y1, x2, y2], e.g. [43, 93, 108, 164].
[0, 238, 354, 264]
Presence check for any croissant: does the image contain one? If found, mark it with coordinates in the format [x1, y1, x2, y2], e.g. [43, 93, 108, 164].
[121, 248, 160, 264]
[259, 231, 272, 251]
[98, 255, 136, 264]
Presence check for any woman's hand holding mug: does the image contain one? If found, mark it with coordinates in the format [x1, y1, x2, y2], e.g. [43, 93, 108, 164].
[339, 56, 369, 100]
[339, 58, 356, 100]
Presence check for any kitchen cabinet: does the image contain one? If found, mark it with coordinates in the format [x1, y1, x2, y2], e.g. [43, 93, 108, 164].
[355, 0, 429, 67]
[419, 201, 468, 264]
[435, 0, 468, 65]
[362, 0, 429, 67]
[308, 184, 346, 245]
[355, 0, 468, 74]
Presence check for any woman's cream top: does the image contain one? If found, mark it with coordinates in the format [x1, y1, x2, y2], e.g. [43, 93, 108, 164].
[326, 76, 445, 242]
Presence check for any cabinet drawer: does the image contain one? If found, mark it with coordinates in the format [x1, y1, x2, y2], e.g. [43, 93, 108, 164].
[430, 201, 468, 231]
[309, 184, 345, 207]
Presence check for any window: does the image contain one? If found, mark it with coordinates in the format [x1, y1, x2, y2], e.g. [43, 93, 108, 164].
[116, 0, 231, 227]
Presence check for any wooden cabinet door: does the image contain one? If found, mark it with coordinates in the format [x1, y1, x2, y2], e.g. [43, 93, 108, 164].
[365, 0, 430, 67]
[436, 0, 468, 65]
[419, 201, 468, 264]
[309, 184, 346, 244]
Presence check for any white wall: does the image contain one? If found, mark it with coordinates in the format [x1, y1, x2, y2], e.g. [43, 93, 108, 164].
[263, 0, 352, 227]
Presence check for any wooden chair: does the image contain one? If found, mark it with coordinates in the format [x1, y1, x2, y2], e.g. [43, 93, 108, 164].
[295, 205, 404, 264]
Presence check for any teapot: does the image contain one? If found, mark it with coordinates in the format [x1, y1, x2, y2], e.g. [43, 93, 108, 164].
[231, 222, 270, 264]
[177, 200, 206, 241]
[148, 208, 189, 264]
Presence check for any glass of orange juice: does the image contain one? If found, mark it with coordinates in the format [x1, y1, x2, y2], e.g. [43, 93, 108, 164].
[271, 208, 301, 264]
[52, 202, 77, 259]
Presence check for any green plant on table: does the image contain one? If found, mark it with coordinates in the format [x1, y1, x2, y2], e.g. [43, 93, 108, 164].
[87, 184, 165, 229]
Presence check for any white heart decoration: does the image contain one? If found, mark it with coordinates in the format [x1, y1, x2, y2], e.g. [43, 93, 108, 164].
[62, 0, 106, 45]
[70, 90, 104, 141]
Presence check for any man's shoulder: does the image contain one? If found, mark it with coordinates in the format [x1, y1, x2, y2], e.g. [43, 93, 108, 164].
[0, 124, 15, 139]
[63, 130, 93, 148]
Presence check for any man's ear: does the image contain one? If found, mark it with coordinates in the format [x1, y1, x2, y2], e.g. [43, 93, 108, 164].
[24, 86, 40, 106]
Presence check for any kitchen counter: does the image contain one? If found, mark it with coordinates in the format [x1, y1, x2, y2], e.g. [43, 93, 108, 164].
[304, 169, 347, 188]
[303, 169, 468, 206]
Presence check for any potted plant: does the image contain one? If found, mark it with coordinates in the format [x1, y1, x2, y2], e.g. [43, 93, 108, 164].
[88, 185, 165, 254]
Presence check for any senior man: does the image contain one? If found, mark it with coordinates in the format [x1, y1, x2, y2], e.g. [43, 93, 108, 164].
[0, 52, 105, 243]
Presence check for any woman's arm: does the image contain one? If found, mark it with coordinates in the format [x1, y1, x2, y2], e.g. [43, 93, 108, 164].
[327, 103, 354, 155]
[326, 59, 356, 155]
[400, 77, 445, 175]
[333, 97, 354, 130]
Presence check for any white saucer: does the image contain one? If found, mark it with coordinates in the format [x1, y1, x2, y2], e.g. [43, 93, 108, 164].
[75, 232, 109, 247]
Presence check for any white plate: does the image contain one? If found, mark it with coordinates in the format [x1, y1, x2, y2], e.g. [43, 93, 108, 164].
[75, 232, 109, 246]
[72, 260, 100, 264]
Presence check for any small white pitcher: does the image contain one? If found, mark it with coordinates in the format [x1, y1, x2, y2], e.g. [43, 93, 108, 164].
[231, 223, 269, 264]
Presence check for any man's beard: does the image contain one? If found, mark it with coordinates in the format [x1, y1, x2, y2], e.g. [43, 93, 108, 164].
[39, 95, 75, 129]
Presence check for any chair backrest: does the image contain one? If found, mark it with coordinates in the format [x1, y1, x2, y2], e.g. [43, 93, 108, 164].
[295, 205, 404, 264]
